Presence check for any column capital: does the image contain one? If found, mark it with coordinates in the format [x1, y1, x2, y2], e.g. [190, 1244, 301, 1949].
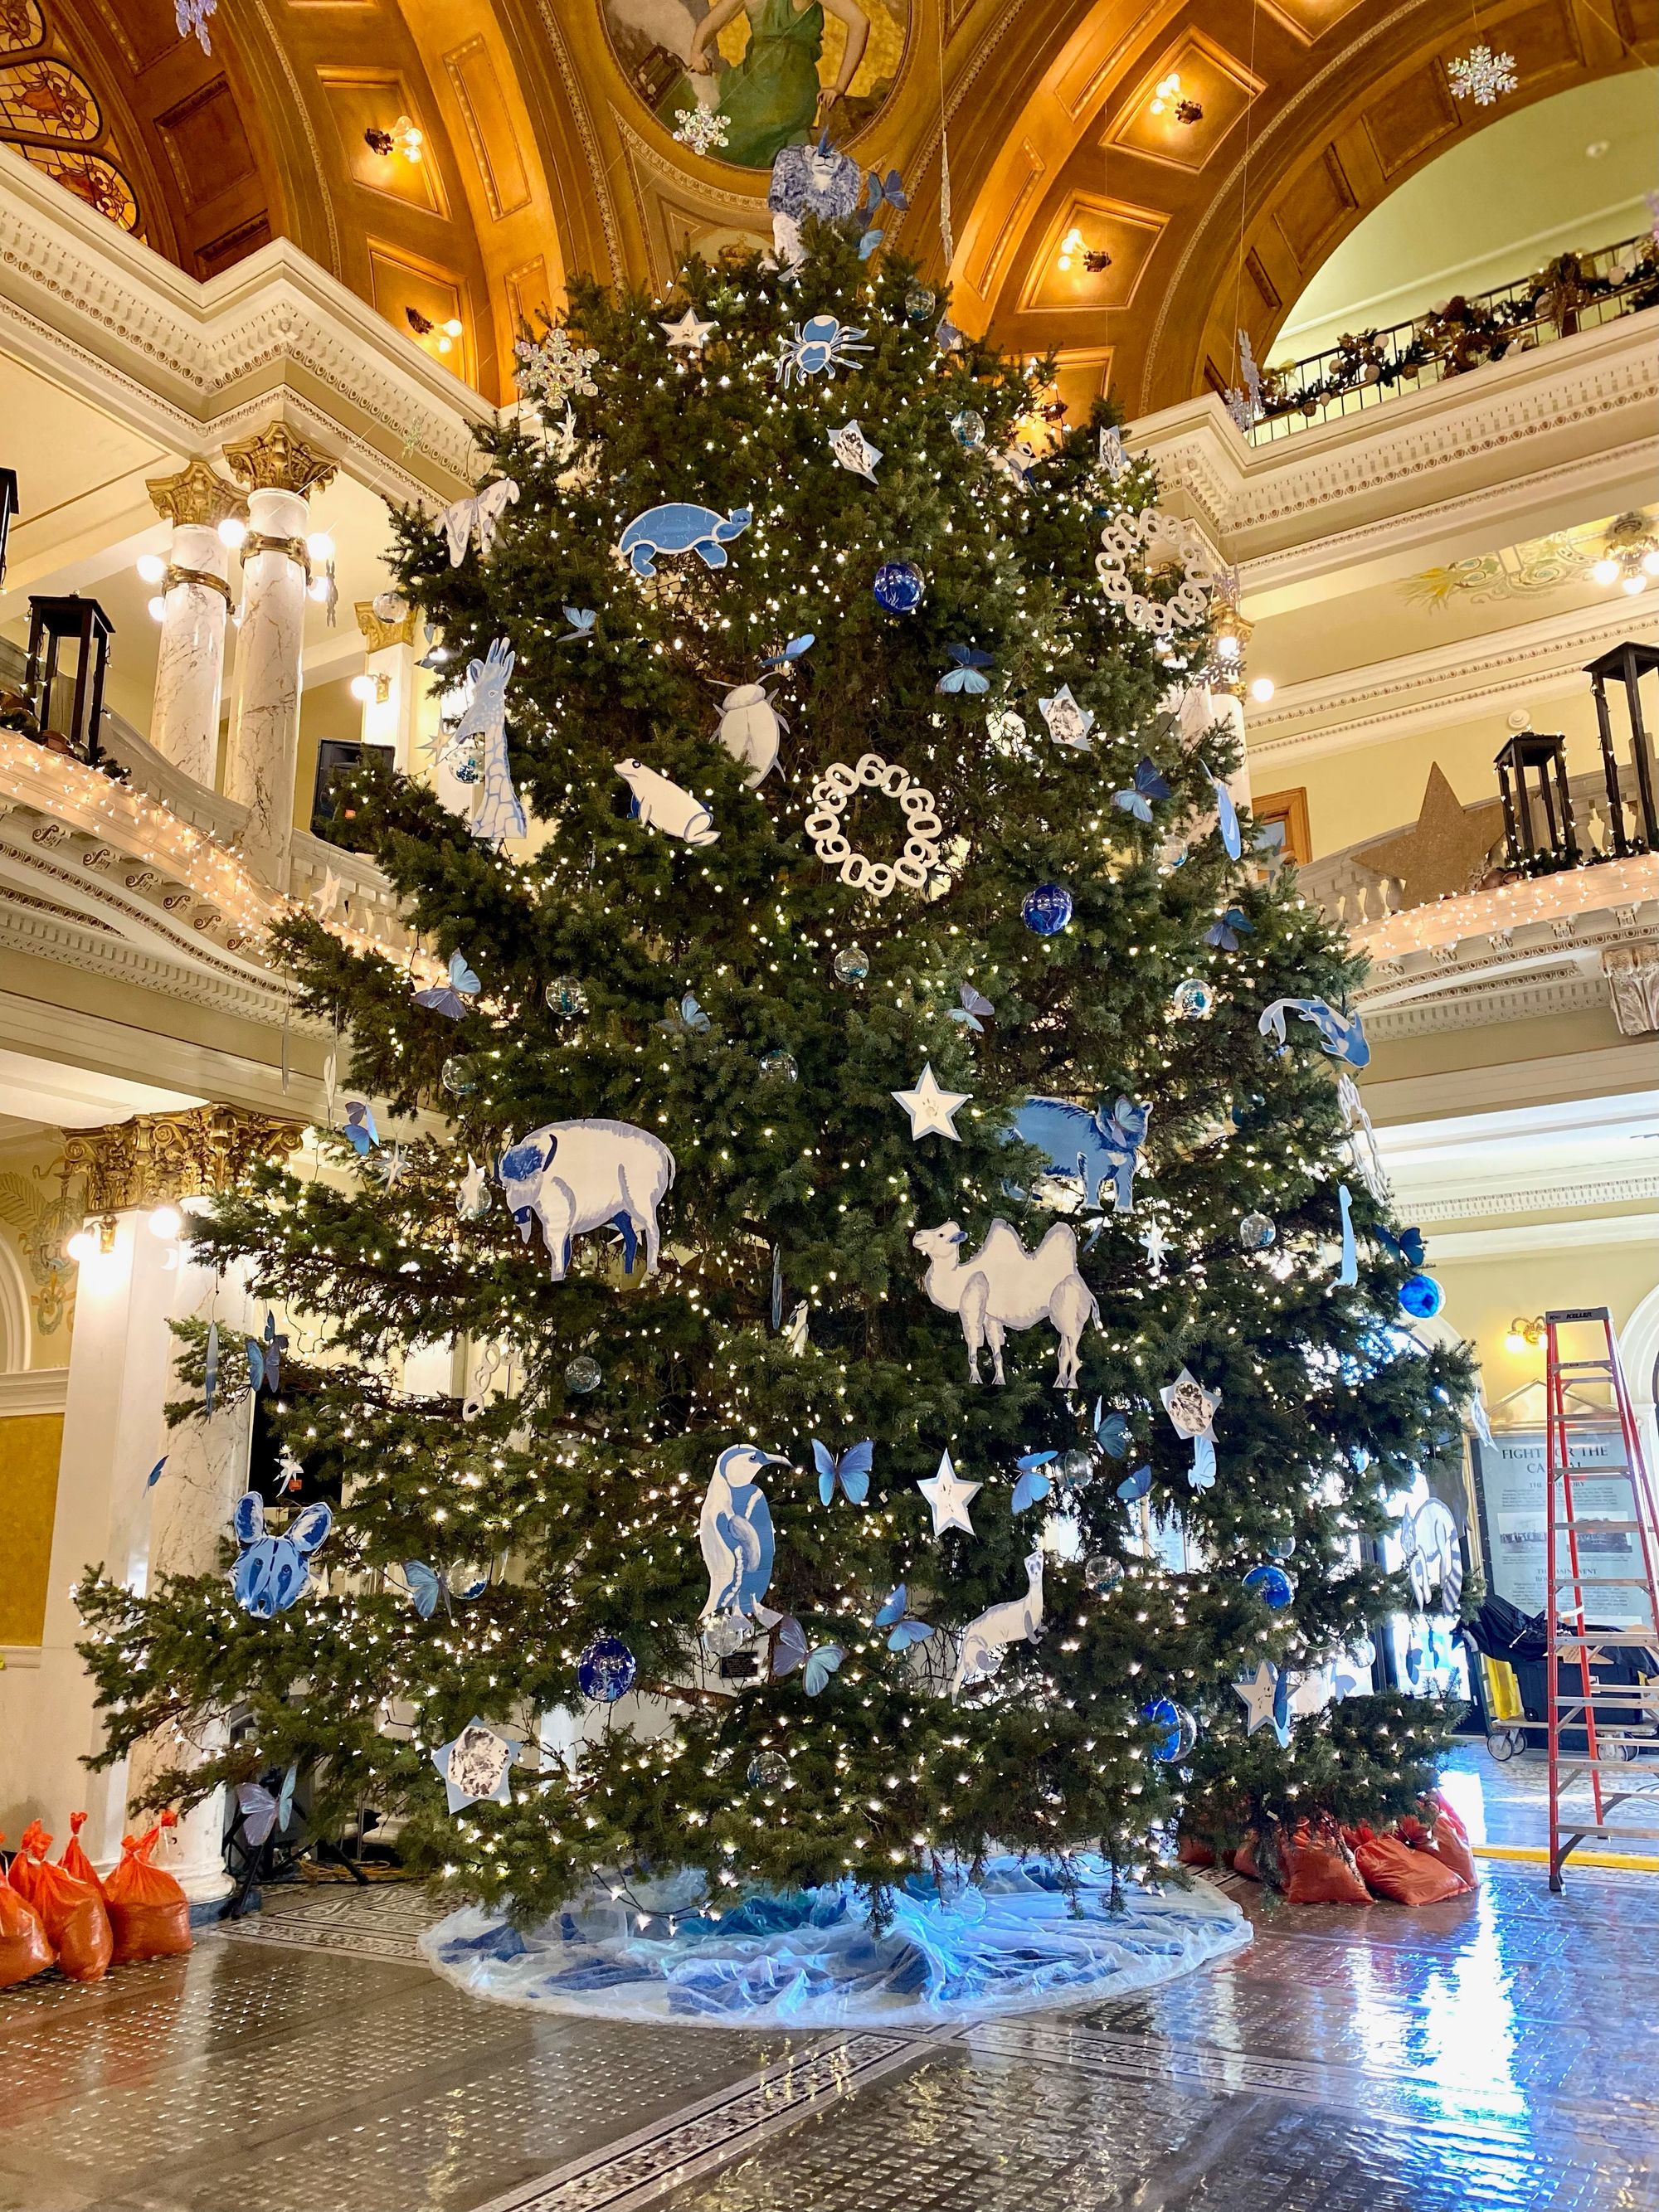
[146, 459, 248, 532]
[60, 1105, 302, 1214]
[355, 596, 417, 652]
[221, 423, 338, 498]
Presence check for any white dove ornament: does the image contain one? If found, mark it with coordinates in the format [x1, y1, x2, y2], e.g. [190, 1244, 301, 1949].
[615, 759, 719, 845]
[698, 1443, 787, 1619]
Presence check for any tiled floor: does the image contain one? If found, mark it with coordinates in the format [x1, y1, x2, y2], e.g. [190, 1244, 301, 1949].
[2, 1849, 1656, 2212]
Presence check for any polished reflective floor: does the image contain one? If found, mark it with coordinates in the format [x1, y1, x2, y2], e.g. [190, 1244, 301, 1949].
[1, 1821, 1655, 2211]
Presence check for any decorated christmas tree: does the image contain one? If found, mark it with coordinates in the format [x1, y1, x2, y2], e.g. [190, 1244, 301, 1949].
[80, 170, 1471, 1938]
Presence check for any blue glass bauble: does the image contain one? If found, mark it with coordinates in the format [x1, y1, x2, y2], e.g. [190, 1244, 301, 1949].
[833, 945, 869, 984]
[1399, 1272, 1443, 1320]
[1022, 882, 1073, 936]
[577, 1634, 637, 1703]
[873, 561, 925, 613]
[951, 409, 985, 449]
[1243, 1563, 1296, 1611]
[1141, 1698, 1198, 1763]
[1172, 976, 1214, 1020]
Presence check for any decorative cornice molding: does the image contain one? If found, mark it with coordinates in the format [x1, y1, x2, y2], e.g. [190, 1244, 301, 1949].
[1412, 1178, 1659, 1223]
[0, 1368, 68, 1417]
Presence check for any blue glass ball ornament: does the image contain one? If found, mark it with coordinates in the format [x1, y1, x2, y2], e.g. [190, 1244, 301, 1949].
[565, 1354, 602, 1394]
[1239, 1210, 1277, 1251]
[1141, 1699, 1199, 1763]
[544, 976, 588, 1020]
[577, 1634, 637, 1703]
[1399, 1271, 1443, 1320]
[902, 282, 937, 324]
[873, 561, 926, 614]
[1022, 882, 1073, 936]
[446, 1561, 491, 1600]
[450, 746, 482, 787]
[440, 1055, 476, 1097]
[833, 945, 870, 984]
[951, 409, 986, 449]
[747, 1749, 788, 1790]
[1243, 1563, 1296, 1611]
[1083, 1553, 1124, 1595]
[1172, 976, 1214, 1020]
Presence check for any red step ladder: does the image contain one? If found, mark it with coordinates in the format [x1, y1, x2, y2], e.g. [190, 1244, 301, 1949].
[1543, 1308, 1659, 1890]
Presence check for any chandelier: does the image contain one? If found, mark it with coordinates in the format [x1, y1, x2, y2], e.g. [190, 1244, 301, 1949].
[1592, 513, 1659, 597]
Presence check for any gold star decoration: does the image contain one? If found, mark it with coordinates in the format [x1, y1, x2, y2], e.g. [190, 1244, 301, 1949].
[1360, 764, 1505, 906]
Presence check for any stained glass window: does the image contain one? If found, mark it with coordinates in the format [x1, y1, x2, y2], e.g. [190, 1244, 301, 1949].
[0, 3, 142, 239]
[0, 0, 44, 56]
[0, 60, 99, 140]
[18, 145, 138, 232]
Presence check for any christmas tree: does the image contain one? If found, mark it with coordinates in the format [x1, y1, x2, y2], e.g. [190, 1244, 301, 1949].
[80, 187, 1471, 1925]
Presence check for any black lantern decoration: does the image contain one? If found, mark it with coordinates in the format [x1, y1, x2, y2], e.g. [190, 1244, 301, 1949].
[1495, 730, 1576, 871]
[23, 593, 113, 766]
[1585, 641, 1659, 856]
[0, 468, 17, 590]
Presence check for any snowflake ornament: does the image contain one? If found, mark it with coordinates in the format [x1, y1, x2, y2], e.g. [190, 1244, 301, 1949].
[1447, 42, 1516, 105]
[514, 326, 601, 409]
[673, 105, 730, 156]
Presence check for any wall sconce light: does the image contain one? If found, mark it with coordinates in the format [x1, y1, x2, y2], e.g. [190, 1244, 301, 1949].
[1056, 225, 1112, 275]
[365, 114, 423, 162]
[1149, 72, 1203, 122]
[1591, 513, 1659, 597]
[66, 1215, 119, 1265]
[1248, 676, 1275, 703]
[404, 305, 465, 354]
[147, 1203, 184, 1241]
[350, 671, 392, 706]
[1505, 1316, 1545, 1354]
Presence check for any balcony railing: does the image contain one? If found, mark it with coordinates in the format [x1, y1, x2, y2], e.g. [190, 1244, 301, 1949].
[1248, 231, 1659, 444]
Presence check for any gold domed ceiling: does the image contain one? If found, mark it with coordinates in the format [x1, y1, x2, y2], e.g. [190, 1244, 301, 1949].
[39, 0, 1654, 411]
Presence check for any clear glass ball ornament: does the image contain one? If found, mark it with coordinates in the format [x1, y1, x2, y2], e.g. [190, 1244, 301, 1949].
[758, 1048, 798, 1082]
[902, 282, 936, 323]
[1239, 1210, 1277, 1251]
[1060, 1446, 1097, 1490]
[747, 1749, 788, 1789]
[833, 945, 870, 984]
[701, 1612, 749, 1660]
[544, 976, 588, 1019]
[440, 1055, 476, 1096]
[577, 1634, 637, 1703]
[564, 1354, 602, 1394]
[1172, 976, 1214, 1019]
[1083, 1552, 1124, 1594]
[951, 408, 986, 448]
[1022, 882, 1073, 936]
[1267, 1534, 1297, 1561]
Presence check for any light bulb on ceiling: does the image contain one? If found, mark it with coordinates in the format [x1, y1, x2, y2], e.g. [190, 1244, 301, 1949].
[1056, 224, 1085, 272]
[1592, 556, 1621, 586]
[441, 318, 463, 338]
[1623, 572, 1647, 595]
[136, 552, 167, 586]
[350, 673, 376, 704]
[1248, 676, 1276, 703]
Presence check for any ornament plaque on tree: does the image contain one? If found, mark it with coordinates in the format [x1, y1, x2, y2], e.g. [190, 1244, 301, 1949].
[805, 754, 941, 897]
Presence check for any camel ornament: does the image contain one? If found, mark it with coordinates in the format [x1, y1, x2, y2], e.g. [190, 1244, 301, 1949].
[912, 1218, 1099, 1390]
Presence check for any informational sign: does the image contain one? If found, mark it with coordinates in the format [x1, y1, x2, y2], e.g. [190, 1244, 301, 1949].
[1472, 1428, 1647, 1628]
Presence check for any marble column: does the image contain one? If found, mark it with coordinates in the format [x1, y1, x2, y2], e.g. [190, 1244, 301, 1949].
[144, 460, 247, 789]
[222, 425, 337, 890]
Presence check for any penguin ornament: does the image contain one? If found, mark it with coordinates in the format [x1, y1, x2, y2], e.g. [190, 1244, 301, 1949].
[716, 683, 786, 788]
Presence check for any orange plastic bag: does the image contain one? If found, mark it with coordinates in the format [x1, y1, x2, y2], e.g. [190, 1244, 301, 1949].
[0, 1838, 53, 1988]
[1399, 1795, 1481, 1891]
[7, 1824, 42, 1908]
[105, 1812, 192, 1965]
[1230, 1830, 1265, 1882]
[1175, 1834, 1215, 1869]
[1277, 1821, 1371, 1906]
[13, 1824, 111, 1982]
[1352, 1824, 1471, 1903]
[59, 1811, 105, 1898]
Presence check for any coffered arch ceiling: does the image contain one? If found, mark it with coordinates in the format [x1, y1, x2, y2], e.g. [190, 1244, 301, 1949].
[919, 0, 1655, 416]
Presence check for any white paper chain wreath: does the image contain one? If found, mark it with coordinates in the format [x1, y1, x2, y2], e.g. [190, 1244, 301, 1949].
[1096, 508, 1215, 639]
[805, 752, 942, 899]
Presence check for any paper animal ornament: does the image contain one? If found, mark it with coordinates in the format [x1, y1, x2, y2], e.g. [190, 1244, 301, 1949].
[451, 638, 526, 848]
[913, 1219, 1099, 1390]
[436, 479, 518, 566]
[1203, 760, 1243, 860]
[776, 315, 870, 386]
[413, 950, 480, 1019]
[1161, 1369, 1221, 1490]
[829, 420, 883, 480]
[698, 1443, 787, 1617]
[1259, 998, 1370, 1069]
[615, 759, 718, 845]
[767, 137, 861, 267]
[617, 503, 751, 578]
[498, 1119, 676, 1281]
[953, 1549, 1045, 1694]
[432, 1719, 520, 1813]
[231, 1493, 331, 1617]
[1014, 1096, 1150, 1214]
[716, 683, 785, 786]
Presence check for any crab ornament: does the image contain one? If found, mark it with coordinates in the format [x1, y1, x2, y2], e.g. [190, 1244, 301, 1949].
[776, 315, 871, 388]
[231, 1492, 332, 1618]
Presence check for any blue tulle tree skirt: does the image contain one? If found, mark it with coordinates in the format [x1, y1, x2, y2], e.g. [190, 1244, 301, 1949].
[419, 1855, 1249, 2029]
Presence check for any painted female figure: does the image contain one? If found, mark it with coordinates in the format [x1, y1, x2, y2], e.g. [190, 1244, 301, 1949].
[688, 0, 870, 170]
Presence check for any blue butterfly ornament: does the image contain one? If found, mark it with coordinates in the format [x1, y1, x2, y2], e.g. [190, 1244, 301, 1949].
[947, 982, 994, 1034]
[873, 1583, 935, 1650]
[413, 950, 482, 1020]
[937, 644, 994, 695]
[1112, 757, 1171, 824]
[559, 607, 596, 644]
[1012, 1450, 1058, 1514]
[1204, 907, 1254, 951]
[804, 1643, 844, 1694]
[813, 1438, 873, 1506]
[1117, 1463, 1152, 1503]
[343, 1099, 381, 1155]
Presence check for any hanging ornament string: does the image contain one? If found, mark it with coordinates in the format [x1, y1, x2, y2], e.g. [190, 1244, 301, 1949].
[936, 3, 954, 268]
[1227, 0, 1263, 417]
